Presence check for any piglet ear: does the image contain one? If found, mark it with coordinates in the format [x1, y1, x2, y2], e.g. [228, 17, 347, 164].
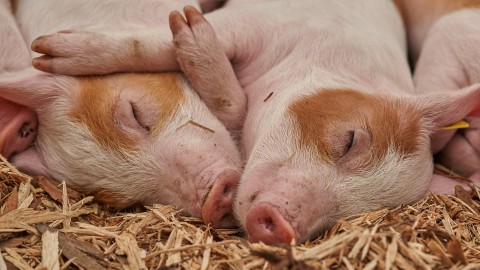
[418, 83, 480, 129]
[415, 83, 480, 153]
[10, 147, 52, 179]
[0, 68, 63, 109]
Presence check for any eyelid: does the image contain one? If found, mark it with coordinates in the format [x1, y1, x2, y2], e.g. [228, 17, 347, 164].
[345, 130, 355, 154]
[130, 101, 151, 132]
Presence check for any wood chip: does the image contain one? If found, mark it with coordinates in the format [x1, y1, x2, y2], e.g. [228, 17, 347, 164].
[41, 228, 60, 270]
[1, 156, 479, 269]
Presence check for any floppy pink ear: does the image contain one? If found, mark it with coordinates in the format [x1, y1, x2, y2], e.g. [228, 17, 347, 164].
[0, 68, 63, 109]
[10, 147, 52, 179]
[416, 83, 480, 153]
[418, 83, 480, 129]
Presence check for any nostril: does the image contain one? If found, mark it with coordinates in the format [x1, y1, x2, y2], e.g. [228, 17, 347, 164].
[223, 183, 234, 197]
[18, 123, 31, 138]
[262, 216, 275, 231]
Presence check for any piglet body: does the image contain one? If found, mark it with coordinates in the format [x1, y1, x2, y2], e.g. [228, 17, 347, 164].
[164, 1, 480, 244]
[0, 0, 242, 229]
[31, 0, 480, 244]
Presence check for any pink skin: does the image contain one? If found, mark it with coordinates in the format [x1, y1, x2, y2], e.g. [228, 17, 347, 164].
[201, 169, 240, 228]
[29, 2, 480, 244]
[0, 98, 37, 159]
[246, 203, 295, 244]
[168, 8, 246, 131]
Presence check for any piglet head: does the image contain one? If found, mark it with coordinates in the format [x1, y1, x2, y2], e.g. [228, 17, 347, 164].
[235, 85, 480, 244]
[1, 69, 242, 228]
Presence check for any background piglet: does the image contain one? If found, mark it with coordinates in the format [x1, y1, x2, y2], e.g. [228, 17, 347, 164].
[0, 0, 37, 159]
[30, 0, 480, 245]
[395, 0, 480, 186]
[0, 0, 242, 229]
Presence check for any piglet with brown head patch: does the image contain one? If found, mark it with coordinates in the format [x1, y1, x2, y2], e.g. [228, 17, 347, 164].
[2, 0, 242, 229]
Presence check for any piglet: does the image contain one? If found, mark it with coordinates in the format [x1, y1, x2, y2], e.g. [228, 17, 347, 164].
[0, 0, 37, 159]
[395, 0, 480, 183]
[1, 0, 243, 228]
[31, 0, 480, 245]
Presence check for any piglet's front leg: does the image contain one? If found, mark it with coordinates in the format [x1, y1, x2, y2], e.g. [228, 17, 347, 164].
[31, 29, 180, 76]
[169, 6, 246, 132]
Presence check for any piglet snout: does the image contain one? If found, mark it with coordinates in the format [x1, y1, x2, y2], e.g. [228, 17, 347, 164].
[245, 203, 296, 245]
[0, 102, 37, 159]
[201, 169, 240, 228]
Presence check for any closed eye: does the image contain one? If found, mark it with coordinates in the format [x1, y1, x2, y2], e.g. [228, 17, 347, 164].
[130, 102, 151, 131]
[344, 130, 355, 155]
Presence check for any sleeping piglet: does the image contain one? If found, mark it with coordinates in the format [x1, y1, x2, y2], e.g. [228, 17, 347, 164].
[0, 0, 37, 159]
[31, 0, 480, 244]
[394, 0, 480, 186]
[0, 0, 243, 229]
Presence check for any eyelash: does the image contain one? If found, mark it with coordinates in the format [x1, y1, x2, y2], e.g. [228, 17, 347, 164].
[131, 102, 151, 132]
[346, 131, 354, 152]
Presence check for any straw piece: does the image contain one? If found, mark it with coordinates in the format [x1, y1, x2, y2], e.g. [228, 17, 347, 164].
[4, 248, 35, 270]
[116, 231, 147, 270]
[201, 236, 213, 270]
[1, 188, 18, 216]
[41, 228, 60, 270]
[0, 252, 7, 270]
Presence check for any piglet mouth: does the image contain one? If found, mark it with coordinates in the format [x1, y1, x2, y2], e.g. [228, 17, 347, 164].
[201, 169, 241, 229]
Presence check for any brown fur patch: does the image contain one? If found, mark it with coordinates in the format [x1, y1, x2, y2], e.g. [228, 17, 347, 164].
[394, 0, 480, 26]
[121, 73, 185, 135]
[445, 0, 480, 11]
[91, 189, 134, 209]
[70, 73, 184, 153]
[289, 89, 422, 170]
[392, 0, 406, 25]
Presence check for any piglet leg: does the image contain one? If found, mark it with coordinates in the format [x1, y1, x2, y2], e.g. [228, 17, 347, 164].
[32, 28, 181, 75]
[169, 6, 246, 131]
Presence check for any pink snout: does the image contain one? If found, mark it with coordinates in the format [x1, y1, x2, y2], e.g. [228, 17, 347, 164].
[201, 169, 240, 228]
[0, 99, 38, 159]
[245, 203, 296, 245]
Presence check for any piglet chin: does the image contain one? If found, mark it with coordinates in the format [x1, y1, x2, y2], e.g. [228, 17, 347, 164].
[201, 169, 240, 228]
[245, 203, 296, 245]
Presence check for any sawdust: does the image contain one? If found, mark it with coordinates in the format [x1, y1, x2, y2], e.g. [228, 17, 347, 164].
[1, 155, 479, 269]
